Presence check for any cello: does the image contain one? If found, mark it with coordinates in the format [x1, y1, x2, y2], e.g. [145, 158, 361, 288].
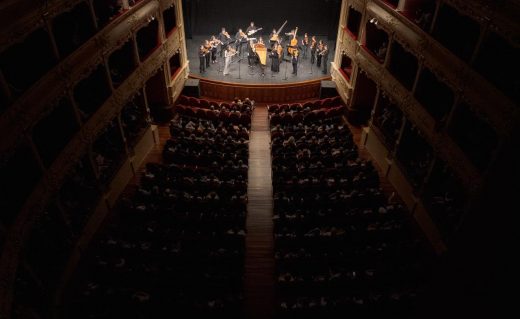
[287, 27, 298, 55]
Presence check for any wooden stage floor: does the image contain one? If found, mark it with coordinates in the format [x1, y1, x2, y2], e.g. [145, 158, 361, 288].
[186, 35, 336, 84]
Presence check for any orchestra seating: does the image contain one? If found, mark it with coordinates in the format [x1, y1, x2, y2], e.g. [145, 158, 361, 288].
[268, 104, 433, 318]
[65, 98, 252, 318]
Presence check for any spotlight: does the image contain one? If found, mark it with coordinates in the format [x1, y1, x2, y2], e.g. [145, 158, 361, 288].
[370, 18, 375, 23]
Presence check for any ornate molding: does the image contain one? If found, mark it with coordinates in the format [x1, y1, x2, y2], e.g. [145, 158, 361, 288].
[0, 0, 163, 160]
[349, 0, 365, 13]
[365, 1, 518, 138]
[349, 44, 482, 192]
[444, 0, 520, 47]
[0, 31, 185, 318]
[0, 0, 85, 51]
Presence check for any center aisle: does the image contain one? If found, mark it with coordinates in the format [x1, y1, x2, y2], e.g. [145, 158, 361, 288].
[244, 105, 275, 319]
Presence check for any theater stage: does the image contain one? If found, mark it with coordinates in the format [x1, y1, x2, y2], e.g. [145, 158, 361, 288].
[186, 36, 335, 85]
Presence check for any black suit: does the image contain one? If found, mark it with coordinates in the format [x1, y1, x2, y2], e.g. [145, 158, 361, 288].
[291, 54, 298, 75]
[218, 32, 229, 56]
[199, 50, 206, 73]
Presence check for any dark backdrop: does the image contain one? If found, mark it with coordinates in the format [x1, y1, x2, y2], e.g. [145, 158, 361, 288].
[182, 0, 341, 39]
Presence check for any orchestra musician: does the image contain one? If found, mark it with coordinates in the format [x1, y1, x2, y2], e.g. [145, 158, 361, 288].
[270, 43, 280, 73]
[310, 36, 317, 64]
[285, 29, 296, 37]
[256, 37, 266, 76]
[235, 29, 247, 54]
[269, 28, 278, 48]
[287, 27, 298, 56]
[204, 40, 212, 68]
[291, 49, 299, 75]
[209, 36, 221, 64]
[224, 46, 237, 76]
[277, 39, 283, 62]
[301, 33, 309, 59]
[316, 40, 324, 68]
[246, 21, 258, 36]
[199, 45, 207, 73]
[218, 27, 231, 56]
[320, 44, 329, 74]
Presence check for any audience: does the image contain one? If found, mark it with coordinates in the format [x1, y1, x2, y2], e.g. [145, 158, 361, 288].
[269, 101, 432, 317]
[66, 97, 251, 318]
[62, 95, 433, 318]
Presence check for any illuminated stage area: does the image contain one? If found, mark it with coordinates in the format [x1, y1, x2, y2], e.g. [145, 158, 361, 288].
[182, 0, 341, 84]
[186, 35, 335, 84]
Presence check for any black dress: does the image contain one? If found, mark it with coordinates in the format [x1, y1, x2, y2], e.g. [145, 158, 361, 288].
[322, 49, 329, 74]
[199, 50, 206, 73]
[271, 51, 280, 72]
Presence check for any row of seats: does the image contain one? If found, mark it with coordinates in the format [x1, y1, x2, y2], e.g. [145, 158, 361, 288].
[267, 96, 344, 113]
[269, 106, 432, 318]
[270, 105, 347, 125]
[176, 104, 251, 125]
[177, 95, 255, 113]
[66, 99, 251, 318]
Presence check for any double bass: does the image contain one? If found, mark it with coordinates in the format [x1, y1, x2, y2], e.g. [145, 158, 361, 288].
[287, 27, 298, 55]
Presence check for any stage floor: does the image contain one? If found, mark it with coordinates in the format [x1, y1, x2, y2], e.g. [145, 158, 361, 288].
[186, 35, 335, 84]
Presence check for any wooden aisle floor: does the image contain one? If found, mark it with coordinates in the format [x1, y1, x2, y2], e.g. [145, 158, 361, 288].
[244, 105, 275, 319]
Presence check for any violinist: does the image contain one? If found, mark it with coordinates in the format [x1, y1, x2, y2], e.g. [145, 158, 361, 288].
[199, 45, 207, 73]
[235, 29, 248, 55]
[224, 46, 237, 76]
[209, 36, 221, 64]
[316, 40, 324, 68]
[204, 39, 212, 68]
[218, 27, 231, 56]
[320, 44, 329, 74]
[310, 36, 317, 64]
[301, 33, 309, 59]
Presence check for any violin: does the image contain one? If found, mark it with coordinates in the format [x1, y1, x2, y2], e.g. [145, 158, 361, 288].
[210, 39, 223, 47]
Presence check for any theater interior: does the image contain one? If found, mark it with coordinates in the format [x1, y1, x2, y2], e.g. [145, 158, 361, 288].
[0, 0, 518, 318]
